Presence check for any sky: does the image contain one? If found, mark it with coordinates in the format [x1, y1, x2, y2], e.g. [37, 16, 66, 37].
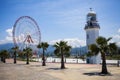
[0, 0, 120, 47]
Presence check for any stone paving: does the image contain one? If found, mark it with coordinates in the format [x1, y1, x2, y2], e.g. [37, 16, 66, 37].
[0, 59, 120, 80]
[0, 61, 61, 80]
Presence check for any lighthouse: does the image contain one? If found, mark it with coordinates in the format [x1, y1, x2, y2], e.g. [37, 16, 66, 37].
[84, 8, 101, 64]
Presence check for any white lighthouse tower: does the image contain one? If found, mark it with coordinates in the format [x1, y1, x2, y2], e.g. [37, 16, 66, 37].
[84, 8, 101, 64]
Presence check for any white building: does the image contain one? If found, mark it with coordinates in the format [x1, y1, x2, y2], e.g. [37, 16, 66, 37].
[84, 8, 101, 64]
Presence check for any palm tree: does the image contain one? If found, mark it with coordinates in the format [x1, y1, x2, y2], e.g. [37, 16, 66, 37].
[12, 46, 18, 64]
[54, 41, 71, 69]
[37, 42, 49, 66]
[89, 36, 117, 74]
[0, 50, 9, 63]
[23, 47, 32, 64]
[18, 50, 25, 59]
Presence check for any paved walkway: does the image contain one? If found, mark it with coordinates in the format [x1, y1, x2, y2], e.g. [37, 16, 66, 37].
[0, 61, 61, 80]
[0, 59, 120, 80]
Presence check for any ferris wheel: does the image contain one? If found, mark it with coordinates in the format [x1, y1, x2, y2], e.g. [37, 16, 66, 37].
[13, 16, 41, 50]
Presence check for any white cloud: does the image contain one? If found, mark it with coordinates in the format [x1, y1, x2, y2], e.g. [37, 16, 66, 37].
[6, 28, 13, 36]
[49, 38, 86, 48]
[111, 28, 120, 47]
[117, 42, 120, 46]
[6, 36, 13, 41]
[113, 34, 120, 40]
[0, 27, 13, 44]
[112, 34, 120, 47]
[6, 27, 13, 41]
[0, 40, 9, 44]
[118, 28, 120, 33]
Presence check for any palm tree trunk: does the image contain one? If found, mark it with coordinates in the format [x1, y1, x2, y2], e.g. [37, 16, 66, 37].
[61, 52, 65, 69]
[26, 53, 29, 64]
[1, 57, 4, 62]
[101, 53, 108, 74]
[42, 48, 46, 66]
[14, 51, 16, 64]
[3, 57, 6, 63]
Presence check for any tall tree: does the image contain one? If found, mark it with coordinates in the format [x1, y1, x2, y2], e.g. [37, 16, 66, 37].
[89, 36, 117, 74]
[0, 50, 9, 63]
[37, 42, 49, 66]
[54, 41, 71, 69]
[23, 47, 33, 64]
[12, 46, 18, 64]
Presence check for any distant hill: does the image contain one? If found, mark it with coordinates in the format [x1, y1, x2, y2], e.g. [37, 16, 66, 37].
[0, 43, 14, 50]
[44, 45, 87, 56]
[70, 46, 87, 55]
[0, 43, 87, 56]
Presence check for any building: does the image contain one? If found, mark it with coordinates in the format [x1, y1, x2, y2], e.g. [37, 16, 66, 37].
[84, 8, 101, 64]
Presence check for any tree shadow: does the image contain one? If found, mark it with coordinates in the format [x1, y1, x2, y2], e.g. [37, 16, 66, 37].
[47, 68, 67, 70]
[5, 63, 13, 64]
[83, 72, 112, 76]
[16, 64, 27, 66]
[30, 65, 42, 67]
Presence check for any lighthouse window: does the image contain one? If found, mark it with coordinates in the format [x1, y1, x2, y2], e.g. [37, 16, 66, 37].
[87, 16, 92, 21]
[91, 16, 96, 21]
[87, 34, 89, 39]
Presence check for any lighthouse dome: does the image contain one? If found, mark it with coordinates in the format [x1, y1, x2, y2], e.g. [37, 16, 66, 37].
[84, 8, 100, 30]
[87, 8, 96, 17]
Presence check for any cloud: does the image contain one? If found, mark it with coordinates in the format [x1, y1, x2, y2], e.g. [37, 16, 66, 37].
[6, 36, 12, 41]
[5, 27, 13, 41]
[6, 28, 13, 36]
[112, 29, 120, 47]
[0, 40, 9, 44]
[49, 38, 86, 48]
[0, 27, 13, 44]
[118, 28, 120, 33]
[117, 42, 120, 46]
[113, 34, 120, 40]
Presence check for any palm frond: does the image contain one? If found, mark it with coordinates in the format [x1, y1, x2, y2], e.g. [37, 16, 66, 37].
[109, 43, 117, 52]
[107, 37, 112, 42]
[96, 36, 107, 46]
[53, 40, 71, 57]
[89, 44, 99, 55]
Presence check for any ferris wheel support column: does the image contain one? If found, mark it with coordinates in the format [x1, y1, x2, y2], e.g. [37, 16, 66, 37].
[14, 51, 16, 64]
